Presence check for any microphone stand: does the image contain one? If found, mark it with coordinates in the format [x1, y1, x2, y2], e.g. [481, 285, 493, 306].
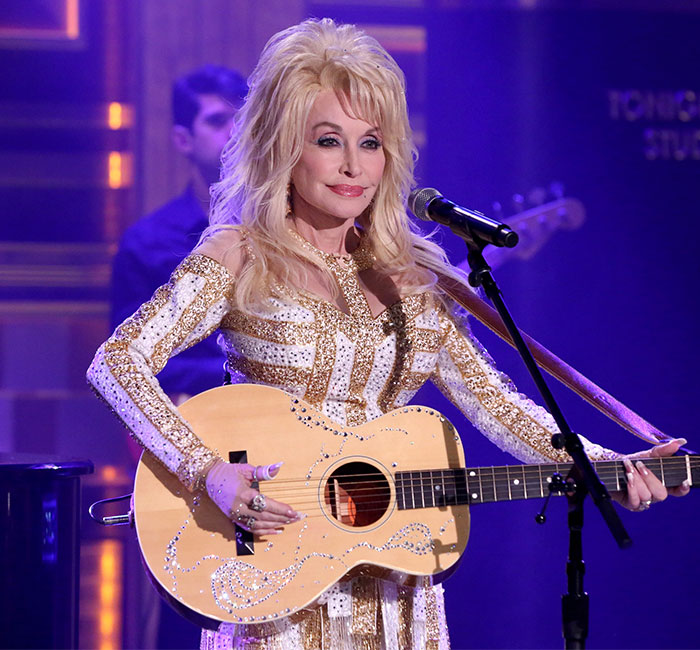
[459, 233, 632, 649]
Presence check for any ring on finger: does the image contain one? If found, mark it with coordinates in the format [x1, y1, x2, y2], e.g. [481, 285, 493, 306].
[636, 500, 651, 512]
[251, 493, 266, 512]
[243, 515, 256, 529]
[252, 466, 259, 482]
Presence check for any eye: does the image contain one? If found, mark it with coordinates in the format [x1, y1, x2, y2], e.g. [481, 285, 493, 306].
[361, 137, 382, 151]
[206, 113, 233, 129]
[316, 136, 340, 147]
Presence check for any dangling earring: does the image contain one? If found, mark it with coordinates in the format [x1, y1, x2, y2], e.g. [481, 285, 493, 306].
[286, 182, 294, 218]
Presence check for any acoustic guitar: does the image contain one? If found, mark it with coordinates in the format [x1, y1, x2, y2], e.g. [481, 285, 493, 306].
[133, 383, 697, 629]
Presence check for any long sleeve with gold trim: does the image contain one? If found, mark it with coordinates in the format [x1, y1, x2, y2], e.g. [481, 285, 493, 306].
[431, 305, 619, 463]
[87, 255, 235, 490]
[88, 248, 619, 650]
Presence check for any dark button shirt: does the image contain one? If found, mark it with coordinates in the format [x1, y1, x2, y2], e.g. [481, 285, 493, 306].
[110, 186, 225, 396]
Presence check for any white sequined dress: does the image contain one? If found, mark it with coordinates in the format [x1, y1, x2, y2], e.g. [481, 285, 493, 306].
[87, 240, 617, 650]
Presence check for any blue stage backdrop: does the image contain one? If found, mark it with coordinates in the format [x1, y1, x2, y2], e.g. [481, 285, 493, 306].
[409, 7, 700, 649]
[3, 3, 698, 648]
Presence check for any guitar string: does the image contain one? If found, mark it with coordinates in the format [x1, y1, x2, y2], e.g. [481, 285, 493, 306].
[195, 460, 694, 517]
[237, 488, 575, 523]
[237, 469, 695, 521]
[243, 468, 694, 512]
[260, 467, 689, 504]
[251, 457, 695, 493]
[249, 486, 693, 515]
[202, 463, 695, 524]
[256, 467, 694, 498]
[242, 456, 700, 486]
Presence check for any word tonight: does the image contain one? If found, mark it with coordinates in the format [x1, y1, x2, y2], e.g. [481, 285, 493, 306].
[608, 89, 700, 123]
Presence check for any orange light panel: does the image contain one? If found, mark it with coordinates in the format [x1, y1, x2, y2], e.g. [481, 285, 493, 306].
[99, 546, 117, 580]
[66, 0, 80, 39]
[99, 610, 115, 635]
[101, 465, 118, 482]
[100, 581, 116, 605]
[108, 152, 122, 188]
[108, 103, 123, 130]
[97, 540, 122, 650]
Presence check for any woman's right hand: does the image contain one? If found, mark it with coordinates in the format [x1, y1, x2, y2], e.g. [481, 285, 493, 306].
[205, 459, 299, 536]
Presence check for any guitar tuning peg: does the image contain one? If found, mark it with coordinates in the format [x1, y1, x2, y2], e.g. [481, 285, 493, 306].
[511, 193, 525, 213]
[527, 187, 547, 207]
[549, 181, 565, 200]
[491, 201, 504, 220]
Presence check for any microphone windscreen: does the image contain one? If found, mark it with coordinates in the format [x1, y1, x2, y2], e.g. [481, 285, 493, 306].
[408, 187, 440, 221]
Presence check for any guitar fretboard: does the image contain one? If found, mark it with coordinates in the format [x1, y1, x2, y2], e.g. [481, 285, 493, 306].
[395, 455, 698, 509]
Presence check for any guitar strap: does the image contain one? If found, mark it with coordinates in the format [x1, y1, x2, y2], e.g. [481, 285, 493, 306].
[436, 273, 671, 446]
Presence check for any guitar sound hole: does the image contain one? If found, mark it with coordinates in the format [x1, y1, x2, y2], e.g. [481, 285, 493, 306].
[323, 462, 390, 527]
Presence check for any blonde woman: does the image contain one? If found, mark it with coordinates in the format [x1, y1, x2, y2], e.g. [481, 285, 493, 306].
[88, 18, 687, 650]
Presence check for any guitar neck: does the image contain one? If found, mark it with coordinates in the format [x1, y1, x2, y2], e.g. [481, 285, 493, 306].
[395, 455, 698, 509]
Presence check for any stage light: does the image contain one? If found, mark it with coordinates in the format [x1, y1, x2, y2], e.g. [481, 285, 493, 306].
[108, 103, 123, 130]
[97, 539, 122, 650]
[66, 0, 80, 39]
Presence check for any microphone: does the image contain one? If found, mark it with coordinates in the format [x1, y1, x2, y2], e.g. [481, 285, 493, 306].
[408, 187, 519, 248]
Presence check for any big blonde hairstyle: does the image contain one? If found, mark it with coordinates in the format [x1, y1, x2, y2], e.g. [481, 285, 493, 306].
[206, 17, 465, 311]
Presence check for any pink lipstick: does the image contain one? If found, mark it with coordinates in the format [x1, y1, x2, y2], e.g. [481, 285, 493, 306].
[328, 184, 364, 197]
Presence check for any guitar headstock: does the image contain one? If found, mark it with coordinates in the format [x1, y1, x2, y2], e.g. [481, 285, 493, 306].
[458, 183, 586, 271]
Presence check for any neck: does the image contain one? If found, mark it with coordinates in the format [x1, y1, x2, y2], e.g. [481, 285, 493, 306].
[290, 215, 360, 257]
[190, 167, 213, 214]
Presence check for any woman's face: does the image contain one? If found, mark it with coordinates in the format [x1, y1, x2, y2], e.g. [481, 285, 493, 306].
[290, 90, 385, 226]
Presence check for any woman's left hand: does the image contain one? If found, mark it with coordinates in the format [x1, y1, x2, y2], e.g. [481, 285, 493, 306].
[612, 437, 691, 511]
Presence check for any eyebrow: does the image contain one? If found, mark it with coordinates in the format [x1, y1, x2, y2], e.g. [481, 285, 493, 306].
[311, 121, 381, 136]
[203, 109, 236, 118]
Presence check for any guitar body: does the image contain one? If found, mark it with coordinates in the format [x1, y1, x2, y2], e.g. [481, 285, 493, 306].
[133, 384, 471, 628]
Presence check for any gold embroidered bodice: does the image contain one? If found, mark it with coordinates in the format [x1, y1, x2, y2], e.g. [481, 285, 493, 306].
[87, 250, 616, 493]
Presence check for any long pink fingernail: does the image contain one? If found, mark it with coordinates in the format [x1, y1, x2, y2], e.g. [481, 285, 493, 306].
[268, 462, 283, 476]
[636, 461, 649, 476]
[623, 459, 634, 484]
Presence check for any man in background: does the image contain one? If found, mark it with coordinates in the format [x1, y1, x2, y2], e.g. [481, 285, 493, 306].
[110, 65, 246, 648]
[111, 64, 247, 403]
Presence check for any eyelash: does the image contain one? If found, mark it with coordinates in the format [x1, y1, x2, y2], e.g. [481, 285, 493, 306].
[315, 136, 382, 150]
[316, 136, 339, 147]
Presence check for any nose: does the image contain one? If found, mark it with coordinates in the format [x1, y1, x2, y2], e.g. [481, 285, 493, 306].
[341, 147, 361, 178]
